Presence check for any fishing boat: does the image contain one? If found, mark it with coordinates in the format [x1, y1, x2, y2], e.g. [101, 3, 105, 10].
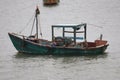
[8, 7, 109, 55]
[43, 0, 59, 5]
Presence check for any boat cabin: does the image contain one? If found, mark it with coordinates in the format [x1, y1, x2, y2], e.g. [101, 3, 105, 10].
[51, 24, 87, 46]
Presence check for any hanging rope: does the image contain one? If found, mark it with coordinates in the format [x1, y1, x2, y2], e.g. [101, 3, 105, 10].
[30, 14, 36, 35]
[18, 6, 43, 39]
[19, 14, 34, 34]
[87, 23, 104, 40]
[38, 15, 43, 38]
[88, 23, 103, 28]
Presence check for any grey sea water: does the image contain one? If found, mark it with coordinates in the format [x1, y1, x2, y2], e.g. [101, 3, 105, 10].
[0, 0, 120, 80]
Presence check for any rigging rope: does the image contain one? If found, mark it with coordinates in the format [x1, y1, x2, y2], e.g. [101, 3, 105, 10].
[19, 6, 43, 39]
[88, 23, 103, 28]
[30, 14, 36, 35]
[87, 23, 104, 40]
[38, 15, 43, 38]
[19, 14, 34, 34]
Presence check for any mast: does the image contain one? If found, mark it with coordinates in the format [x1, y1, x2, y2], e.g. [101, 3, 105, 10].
[35, 6, 40, 39]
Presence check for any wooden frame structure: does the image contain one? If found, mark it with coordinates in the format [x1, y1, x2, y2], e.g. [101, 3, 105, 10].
[52, 23, 87, 44]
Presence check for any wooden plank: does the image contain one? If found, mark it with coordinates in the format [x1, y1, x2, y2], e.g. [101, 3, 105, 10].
[64, 31, 84, 33]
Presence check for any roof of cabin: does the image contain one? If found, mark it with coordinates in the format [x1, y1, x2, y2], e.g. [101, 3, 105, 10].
[52, 23, 86, 28]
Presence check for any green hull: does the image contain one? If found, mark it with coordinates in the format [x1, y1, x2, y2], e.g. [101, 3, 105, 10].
[8, 33, 108, 55]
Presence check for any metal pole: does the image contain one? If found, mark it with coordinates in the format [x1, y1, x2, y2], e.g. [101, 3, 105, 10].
[52, 26, 54, 41]
[63, 27, 65, 38]
[84, 24, 87, 41]
[74, 28, 76, 45]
